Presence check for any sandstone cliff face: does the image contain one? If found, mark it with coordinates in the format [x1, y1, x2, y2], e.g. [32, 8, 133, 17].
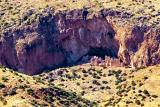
[113, 23, 160, 68]
[0, 9, 160, 75]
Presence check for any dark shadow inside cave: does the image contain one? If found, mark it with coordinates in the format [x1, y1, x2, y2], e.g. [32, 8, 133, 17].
[59, 47, 119, 71]
[87, 47, 118, 59]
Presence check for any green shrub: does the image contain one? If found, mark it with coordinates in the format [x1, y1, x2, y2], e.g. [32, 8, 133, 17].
[0, 96, 7, 105]
[136, 66, 146, 71]
[43, 94, 54, 103]
[26, 88, 34, 96]
[92, 80, 100, 86]
[76, 82, 80, 86]
[13, 72, 19, 76]
[34, 77, 44, 84]
[2, 69, 6, 72]
[2, 76, 9, 82]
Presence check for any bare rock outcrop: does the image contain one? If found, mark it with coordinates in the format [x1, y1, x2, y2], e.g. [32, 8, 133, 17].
[0, 9, 160, 75]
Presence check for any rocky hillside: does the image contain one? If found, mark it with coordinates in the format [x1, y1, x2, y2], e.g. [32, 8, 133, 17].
[0, 66, 96, 107]
[0, 65, 160, 106]
[0, 0, 160, 75]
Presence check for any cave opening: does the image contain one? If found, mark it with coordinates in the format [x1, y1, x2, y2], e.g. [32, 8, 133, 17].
[87, 47, 118, 59]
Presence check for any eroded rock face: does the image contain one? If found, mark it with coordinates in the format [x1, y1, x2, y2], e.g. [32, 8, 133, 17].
[113, 23, 160, 68]
[0, 9, 160, 75]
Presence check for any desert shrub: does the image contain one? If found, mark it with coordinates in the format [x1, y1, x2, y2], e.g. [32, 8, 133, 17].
[135, 100, 141, 105]
[89, 85, 93, 88]
[81, 91, 85, 96]
[117, 70, 122, 74]
[108, 70, 115, 76]
[92, 73, 101, 79]
[60, 78, 65, 82]
[76, 82, 80, 86]
[2, 76, 9, 82]
[48, 78, 54, 83]
[152, 95, 158, 98]
[2, 69, 6, 72]
[100, 86, 105, 90]
[34, 77, 45, 84]
[115, 79, 123, 85]
[144, 76, 148, 80]
[136, 66, 146, 70]
[83, 74, 88, 77]
[26, 88, 34, 96]
[0, 96, 7, 105]
[82, 70, 87, 73]
[94, 0, 103, 8]
[18, 84, 28, 90]
[138, 90, 142, 93]
[139, 82, 144, 87]
[143, 90, 150, 96]
[13, 72, 19, 76]
[131, 81, 136, 86]
[102, 81, 108, 84]
[65, 74, 72, 79]
[116, 85, 122, 90]
[43, 94, 54, 103]
[92, 80, 101, 85]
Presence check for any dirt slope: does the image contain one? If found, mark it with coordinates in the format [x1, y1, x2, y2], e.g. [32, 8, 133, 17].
[0, 65, 160, 106]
